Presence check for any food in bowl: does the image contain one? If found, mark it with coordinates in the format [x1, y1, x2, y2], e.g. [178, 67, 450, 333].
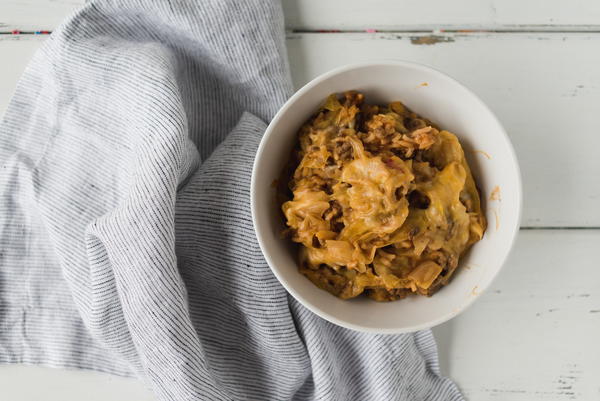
[281, 91, 486, 302]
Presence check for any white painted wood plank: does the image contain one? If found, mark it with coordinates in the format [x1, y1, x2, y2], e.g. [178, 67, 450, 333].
[0, 3, 597, 400]
[0, 365, 155, 401]
[283, 0, 600, 31]
[432, 229, 600, 400]
[0, 230, 597, 401]
[286, 32, 600, 227]
[2, 33, 600, 226]
[2, 0, 600, 32]
[0, 0, 83, 32]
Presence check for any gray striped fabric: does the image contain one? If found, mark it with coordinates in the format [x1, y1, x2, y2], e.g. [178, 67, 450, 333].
[0, 1, 464, 400]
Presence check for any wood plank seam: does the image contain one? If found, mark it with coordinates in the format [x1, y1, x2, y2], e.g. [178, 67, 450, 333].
[287, 27, 600, 33]
[5, 28, 600, 35]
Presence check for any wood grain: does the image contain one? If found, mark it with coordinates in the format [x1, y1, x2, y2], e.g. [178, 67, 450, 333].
[433, 229, 600, 400]
[287, 32, 600, 227]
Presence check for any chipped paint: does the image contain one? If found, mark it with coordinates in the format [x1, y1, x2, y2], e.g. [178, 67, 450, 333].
[554, 371, 579, 399]
[285, 33, 302, 40]
[410, 35, 454, 45]
[566, 293, 590, 299]
[0, 35, 31, 42]
[471, 285, 480, 296]
[483, 388, 526, 394]
[489, 185, 501, 201]
[562, 84, 587, 97]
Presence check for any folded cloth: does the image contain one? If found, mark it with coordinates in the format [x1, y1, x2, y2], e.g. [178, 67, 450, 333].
[0, 1, 464, 400]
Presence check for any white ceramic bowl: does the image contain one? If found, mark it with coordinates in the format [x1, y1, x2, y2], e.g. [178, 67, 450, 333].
[251, 61, 522, 333]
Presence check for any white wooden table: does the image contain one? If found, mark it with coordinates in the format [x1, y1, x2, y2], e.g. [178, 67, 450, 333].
[1, 1, 599, 400]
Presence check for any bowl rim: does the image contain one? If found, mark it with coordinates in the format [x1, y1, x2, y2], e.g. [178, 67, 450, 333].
[250, 60, 523, 333]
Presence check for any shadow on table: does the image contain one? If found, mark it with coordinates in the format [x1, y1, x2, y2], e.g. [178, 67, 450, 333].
[431, 320, 455, 377]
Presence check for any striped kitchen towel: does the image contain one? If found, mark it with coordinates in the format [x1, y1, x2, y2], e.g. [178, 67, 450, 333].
[0, 0, 464, 400]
